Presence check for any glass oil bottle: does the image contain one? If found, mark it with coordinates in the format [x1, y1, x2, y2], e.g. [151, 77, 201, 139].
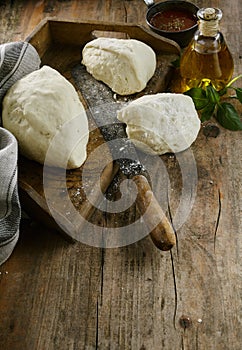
[180, 7, 234, 92]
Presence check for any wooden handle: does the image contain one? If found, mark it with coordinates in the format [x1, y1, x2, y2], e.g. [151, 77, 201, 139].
[133, 175, 176, 251]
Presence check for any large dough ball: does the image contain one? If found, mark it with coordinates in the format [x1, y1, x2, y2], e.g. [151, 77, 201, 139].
[117, 93, 200, 154]
[2, 65, 89, 169]
[82, 37, 156, 95]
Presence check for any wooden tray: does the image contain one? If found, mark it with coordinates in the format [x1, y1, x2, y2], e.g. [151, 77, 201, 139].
[18, 19, 180, 241]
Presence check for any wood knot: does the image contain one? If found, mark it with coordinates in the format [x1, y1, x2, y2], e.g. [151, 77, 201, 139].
[179, 315, 192, 330]
[203, 124, 220, 138]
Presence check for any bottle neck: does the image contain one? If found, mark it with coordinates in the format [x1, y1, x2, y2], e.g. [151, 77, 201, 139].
[196, 8, 222, 37]
[199, 18, 219, 37]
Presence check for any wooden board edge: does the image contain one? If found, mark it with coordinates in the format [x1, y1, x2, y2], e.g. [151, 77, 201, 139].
[26, 17, 181, 55]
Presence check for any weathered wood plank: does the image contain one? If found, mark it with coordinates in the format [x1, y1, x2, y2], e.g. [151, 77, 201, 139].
[0, 1, 241, 350]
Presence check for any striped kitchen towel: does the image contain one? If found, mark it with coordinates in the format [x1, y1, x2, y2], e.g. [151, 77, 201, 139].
[0, 41, 41, 124]
[0, 41, 40, 264]
[0, 127, 20, 265]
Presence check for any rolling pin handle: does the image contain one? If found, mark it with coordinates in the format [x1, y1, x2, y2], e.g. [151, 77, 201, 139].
[133, 175, 176, 251]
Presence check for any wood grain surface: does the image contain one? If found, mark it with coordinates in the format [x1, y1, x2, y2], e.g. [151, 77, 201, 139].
[0, 1, 241, 349]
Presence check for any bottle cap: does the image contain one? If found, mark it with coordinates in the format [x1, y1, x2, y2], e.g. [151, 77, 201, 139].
[198, 7, 222, 22]
[204, 8, 216, 20]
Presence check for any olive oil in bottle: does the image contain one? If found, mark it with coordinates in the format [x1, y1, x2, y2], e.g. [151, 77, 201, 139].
[180, 8, 234, 92]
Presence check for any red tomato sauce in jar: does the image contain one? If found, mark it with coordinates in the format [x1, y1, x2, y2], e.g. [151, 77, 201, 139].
[150, 9, 197, 32]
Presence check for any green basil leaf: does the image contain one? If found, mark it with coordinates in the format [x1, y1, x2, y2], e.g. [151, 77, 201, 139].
[235, 88, 242, 103]
[216, 102, 242, 130]
[206, 85, 220, 103]
[201, 103, 216, 122]
[184, 88, 209, 110]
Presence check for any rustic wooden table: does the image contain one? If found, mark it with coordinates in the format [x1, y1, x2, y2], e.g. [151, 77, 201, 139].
[0, 1, 241, 349]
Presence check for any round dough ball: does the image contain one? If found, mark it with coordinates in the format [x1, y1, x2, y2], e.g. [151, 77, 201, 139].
[82, 37, 156, 95]
[117, 93, 200, 154]
[2, 65, 89, 169]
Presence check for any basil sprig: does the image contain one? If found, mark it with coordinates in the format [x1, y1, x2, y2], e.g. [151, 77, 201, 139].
[184, 74, 242, 131]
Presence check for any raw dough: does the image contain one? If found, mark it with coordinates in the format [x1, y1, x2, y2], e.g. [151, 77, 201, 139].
[82, 37, 156, 95]
[117, 93, 200, 154]
[2, 65, 89, 169]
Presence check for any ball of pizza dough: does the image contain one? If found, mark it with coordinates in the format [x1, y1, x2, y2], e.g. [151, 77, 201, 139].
[117, 93, 200, 154]
[82, 37, 156, 95]
[2, 65, 89, 169]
